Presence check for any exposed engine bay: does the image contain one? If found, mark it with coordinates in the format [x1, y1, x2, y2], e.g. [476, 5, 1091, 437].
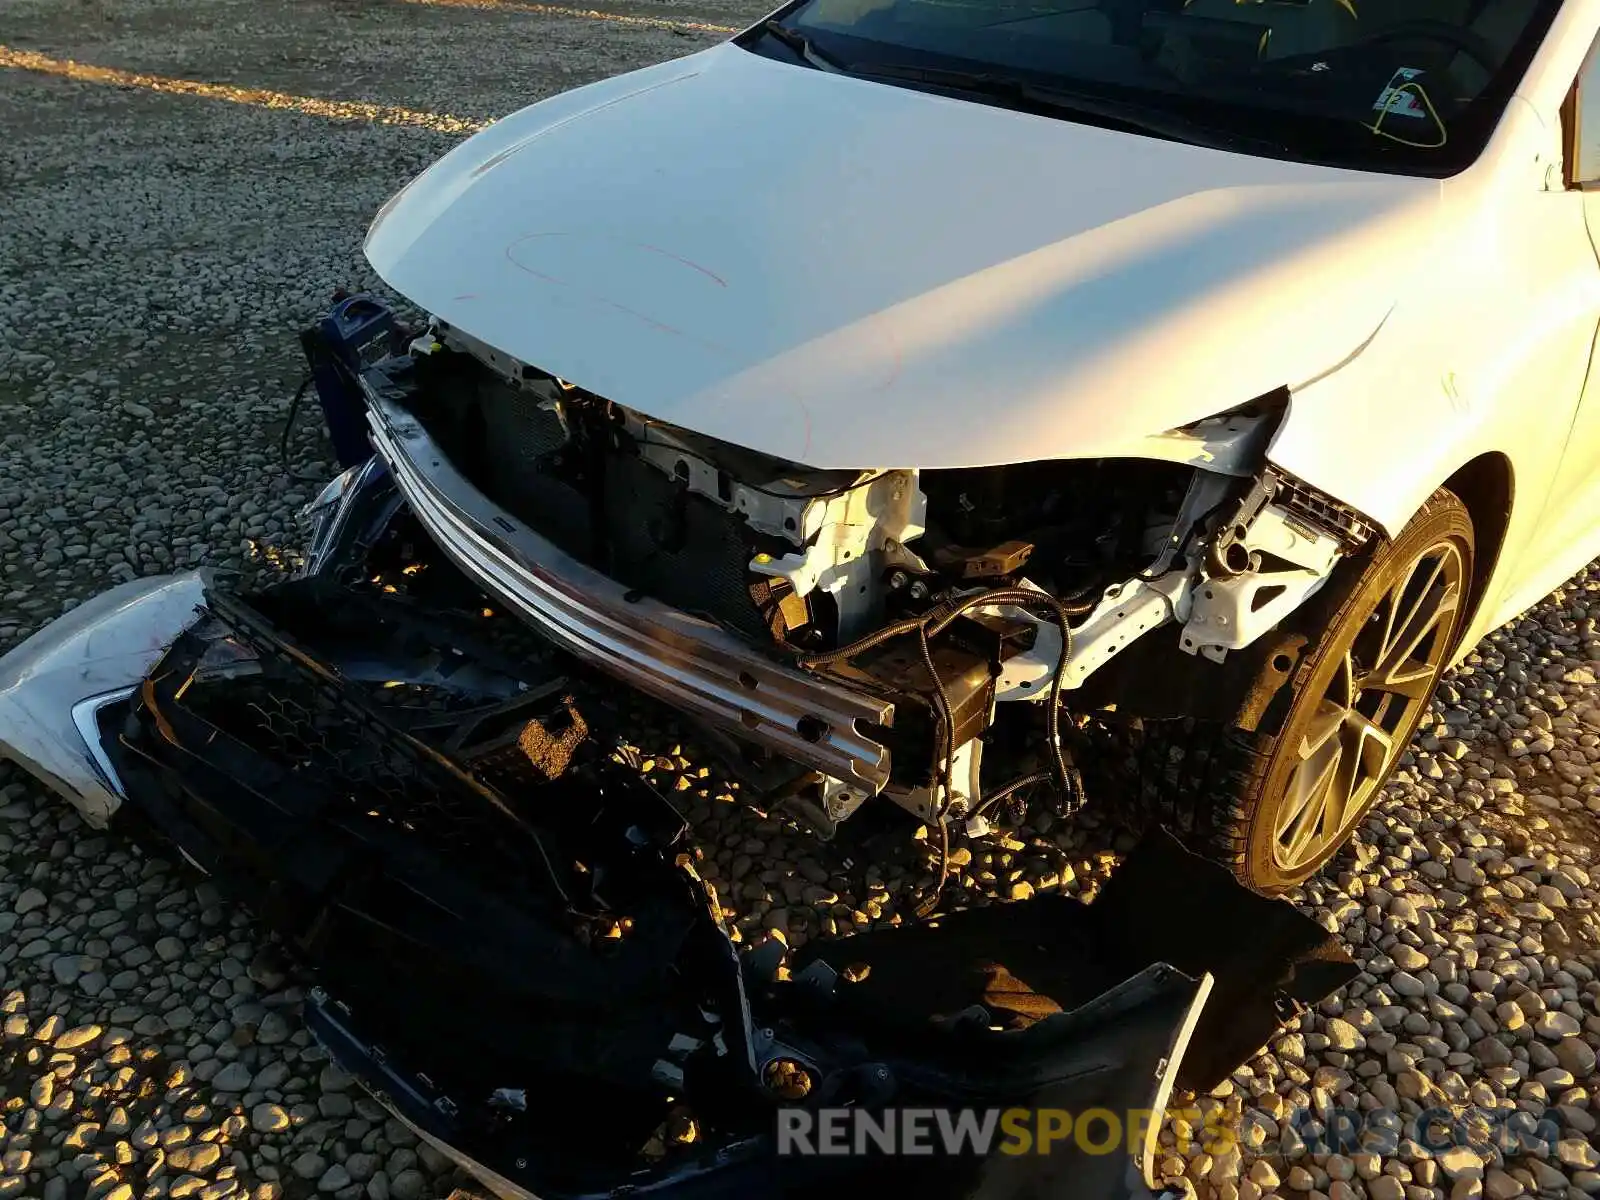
[360, 319, 1376, 839]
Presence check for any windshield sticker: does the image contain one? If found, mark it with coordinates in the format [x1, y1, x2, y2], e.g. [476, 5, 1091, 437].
[1367, 69, 1447, 148]
[1373, 67, 1429, 118]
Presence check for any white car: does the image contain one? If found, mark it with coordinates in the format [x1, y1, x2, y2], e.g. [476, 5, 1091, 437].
[349, 0, 1600, 894]
[15, 0, 1600, 905]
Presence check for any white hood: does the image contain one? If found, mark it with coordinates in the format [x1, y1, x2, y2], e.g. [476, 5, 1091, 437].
[365, 42, 1439, 469]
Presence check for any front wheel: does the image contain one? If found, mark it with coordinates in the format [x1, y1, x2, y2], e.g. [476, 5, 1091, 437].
[1127, 489, 1475, 893]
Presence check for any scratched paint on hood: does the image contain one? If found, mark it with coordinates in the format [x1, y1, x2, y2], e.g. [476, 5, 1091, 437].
[365, 42, 1436, 469]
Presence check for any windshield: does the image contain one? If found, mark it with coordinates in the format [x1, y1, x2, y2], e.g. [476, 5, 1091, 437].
[756, 0, 1560, 172]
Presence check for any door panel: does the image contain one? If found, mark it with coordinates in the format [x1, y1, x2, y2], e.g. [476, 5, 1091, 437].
[1501, 33, 1600, 610]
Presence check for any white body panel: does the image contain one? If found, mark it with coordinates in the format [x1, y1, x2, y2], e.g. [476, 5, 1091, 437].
[365, 45, 1428, 472]
[365, 0, 1600, 661]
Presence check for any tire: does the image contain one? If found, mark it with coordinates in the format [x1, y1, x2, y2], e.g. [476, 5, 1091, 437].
[1101, 488, 1475, 894]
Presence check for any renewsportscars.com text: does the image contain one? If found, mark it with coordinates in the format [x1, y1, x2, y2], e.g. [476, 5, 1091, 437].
[776, 1105, 1565, 1158]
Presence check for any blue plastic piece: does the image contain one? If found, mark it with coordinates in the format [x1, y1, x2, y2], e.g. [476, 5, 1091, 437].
[305, 294, 395, 468]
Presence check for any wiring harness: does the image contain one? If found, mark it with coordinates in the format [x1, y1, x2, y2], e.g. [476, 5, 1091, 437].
[797, 584, 1097, 915]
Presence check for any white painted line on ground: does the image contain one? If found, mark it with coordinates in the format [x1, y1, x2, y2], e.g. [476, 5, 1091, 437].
[401, 0, 739, 35]
[0, 45, 492, 133]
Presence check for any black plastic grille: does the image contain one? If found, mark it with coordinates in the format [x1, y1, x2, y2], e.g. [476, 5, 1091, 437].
[178, 607, 543, 882]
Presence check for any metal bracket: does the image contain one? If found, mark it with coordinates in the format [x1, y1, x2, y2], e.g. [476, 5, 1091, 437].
[1207, 473, 1280, 578]
[1182, 501, 1344, 663]
[883, 736, 983, 822]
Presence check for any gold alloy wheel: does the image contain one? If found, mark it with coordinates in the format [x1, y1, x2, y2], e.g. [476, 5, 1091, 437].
[1271, 539, 1467, 874]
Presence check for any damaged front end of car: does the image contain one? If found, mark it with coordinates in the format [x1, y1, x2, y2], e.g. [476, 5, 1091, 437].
[0, 547, 1357, 1199]
[2, 343, 1379, 1200]
[351, 314, 1377, 840]
[0, 292, 1381, 1199]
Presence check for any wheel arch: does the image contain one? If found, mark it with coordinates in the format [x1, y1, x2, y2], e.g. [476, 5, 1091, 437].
[1081, 454, 1513, 728]
[1439, 451, 1514, 649]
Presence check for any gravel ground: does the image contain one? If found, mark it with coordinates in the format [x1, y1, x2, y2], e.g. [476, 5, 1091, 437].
[1, 3, 1597, 1200]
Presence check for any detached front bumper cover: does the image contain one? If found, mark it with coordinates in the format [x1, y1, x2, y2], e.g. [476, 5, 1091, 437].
[0, 564, 1356, 1200]
[0, 570, 212, 828]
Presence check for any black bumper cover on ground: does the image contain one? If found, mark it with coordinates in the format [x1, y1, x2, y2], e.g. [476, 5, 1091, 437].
[97, 579, 1355, 1200]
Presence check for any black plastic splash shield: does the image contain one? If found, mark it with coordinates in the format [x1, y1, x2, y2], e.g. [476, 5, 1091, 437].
[302, 968, 1202, 1200]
